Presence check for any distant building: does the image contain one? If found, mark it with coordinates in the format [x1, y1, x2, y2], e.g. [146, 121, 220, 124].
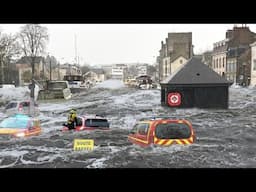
[250, 41, 256, 86]
[102, 65, 112, 79]
[15, 56, 45, 86]
[111, 64, 127, 81]
[158, 32, 193, 81]
[202, 51, 213, 67]
[212, 25, 256, 86]
[136, 64, 148, 76]
[83, 68, 105, 83]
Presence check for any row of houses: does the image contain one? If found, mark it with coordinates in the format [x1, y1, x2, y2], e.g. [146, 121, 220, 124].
[2, 55, 156, 86]
[14, 56, 83, 86]
[210, 25, 256, 86]
[157, 25, 256, 87]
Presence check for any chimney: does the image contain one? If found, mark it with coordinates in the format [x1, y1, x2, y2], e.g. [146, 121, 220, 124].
[226, 29, 233, 39]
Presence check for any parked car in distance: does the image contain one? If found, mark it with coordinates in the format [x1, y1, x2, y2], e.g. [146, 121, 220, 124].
[128, 117, 195, 147]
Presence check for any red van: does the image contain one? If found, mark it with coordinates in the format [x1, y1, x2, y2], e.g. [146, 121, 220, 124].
[128, 117, 195, 147]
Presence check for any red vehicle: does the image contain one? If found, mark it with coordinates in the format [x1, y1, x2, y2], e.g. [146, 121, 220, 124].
[62, 114, 110, 131]
[128, 117, 195, 147]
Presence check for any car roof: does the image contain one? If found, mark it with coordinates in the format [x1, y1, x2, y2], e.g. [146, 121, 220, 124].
[0, 114, 38, 129]
[137, 117, 190, 123]
[79, 114, 107, 120]
[8, 100, 30, 103]
[138, 116, 172, 121]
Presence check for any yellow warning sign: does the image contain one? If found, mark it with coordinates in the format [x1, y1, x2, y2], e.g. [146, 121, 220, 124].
[73, 139, 94, 151]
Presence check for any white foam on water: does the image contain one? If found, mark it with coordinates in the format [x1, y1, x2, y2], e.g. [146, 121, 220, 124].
[87, 157, 108, 168]
[0, 149, 29, 157]
[94, 79, 125, 89]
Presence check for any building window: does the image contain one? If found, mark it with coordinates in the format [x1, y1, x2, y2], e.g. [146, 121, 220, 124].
[253, 59, 256, 71]
[180, 59, 183, 64]
[223, 58, 225, 68]
[216, 59, 218, 68]
[219, 58, 221, 68]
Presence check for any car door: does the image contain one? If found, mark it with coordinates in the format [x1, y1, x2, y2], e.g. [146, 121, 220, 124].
[136, 123, 149, 144]
[129, 123, 149, 146]
[75, 117, 83, 130]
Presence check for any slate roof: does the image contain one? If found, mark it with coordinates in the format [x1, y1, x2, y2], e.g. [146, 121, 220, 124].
[161, 57, 231, 85]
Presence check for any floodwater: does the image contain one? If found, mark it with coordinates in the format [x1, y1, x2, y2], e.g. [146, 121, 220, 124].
[0, 83, 256, 168]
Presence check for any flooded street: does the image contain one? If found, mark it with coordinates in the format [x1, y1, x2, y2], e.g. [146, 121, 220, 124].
[1, 83, 256, 168]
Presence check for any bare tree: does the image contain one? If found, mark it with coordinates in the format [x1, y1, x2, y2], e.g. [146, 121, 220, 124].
[19, 24, 49, 113]
[0, 31, 20, 84]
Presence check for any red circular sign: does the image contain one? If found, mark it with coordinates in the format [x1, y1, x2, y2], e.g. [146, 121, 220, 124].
[167, 92, 181, 106]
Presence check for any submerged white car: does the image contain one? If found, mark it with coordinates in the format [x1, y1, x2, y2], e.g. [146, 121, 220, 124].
[3, 100, 40, 116]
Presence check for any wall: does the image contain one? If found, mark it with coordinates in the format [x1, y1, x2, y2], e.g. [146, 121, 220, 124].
[212, 52, 226, 76]
[251, 44, 256, 86]
[161, 85, 229, 109]
[171, 56, 188, 74]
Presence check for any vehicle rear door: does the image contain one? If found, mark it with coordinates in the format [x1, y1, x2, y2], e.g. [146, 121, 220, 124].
[153, 120, 193, 145]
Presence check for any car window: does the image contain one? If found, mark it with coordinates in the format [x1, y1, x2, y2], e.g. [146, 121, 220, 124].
[155, 122, 191, 139]
[76, 117, 83, 126]
[137, 123, 149, 135]
[5, 102, 17, 109]
[130, 123, 149, 135]
[130, 124, 139, 134]
[21, 102, 30, 107]
[85, 119, 109, 127]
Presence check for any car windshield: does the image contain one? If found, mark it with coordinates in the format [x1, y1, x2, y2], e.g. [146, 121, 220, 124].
[85, 119, 109, 128]
[0, 115, 30, 129]
[155, 122, 191, 139]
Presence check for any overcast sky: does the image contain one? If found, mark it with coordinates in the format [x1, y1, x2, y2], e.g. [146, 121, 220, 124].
[1, 24, 256, 66]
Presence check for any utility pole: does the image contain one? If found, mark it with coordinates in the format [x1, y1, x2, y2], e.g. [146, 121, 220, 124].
[0, 55, 4, 84]
[43, 57, 45, 80]
[58, 62, 60, 80]
[243, 62, 246, 86]
[75, 34, 78, 65]
[48, 53, 52, 81]
[50, 57, 52, 81]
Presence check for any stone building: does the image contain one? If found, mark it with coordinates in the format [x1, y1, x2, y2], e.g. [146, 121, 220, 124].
[158, 32, 193, 81]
